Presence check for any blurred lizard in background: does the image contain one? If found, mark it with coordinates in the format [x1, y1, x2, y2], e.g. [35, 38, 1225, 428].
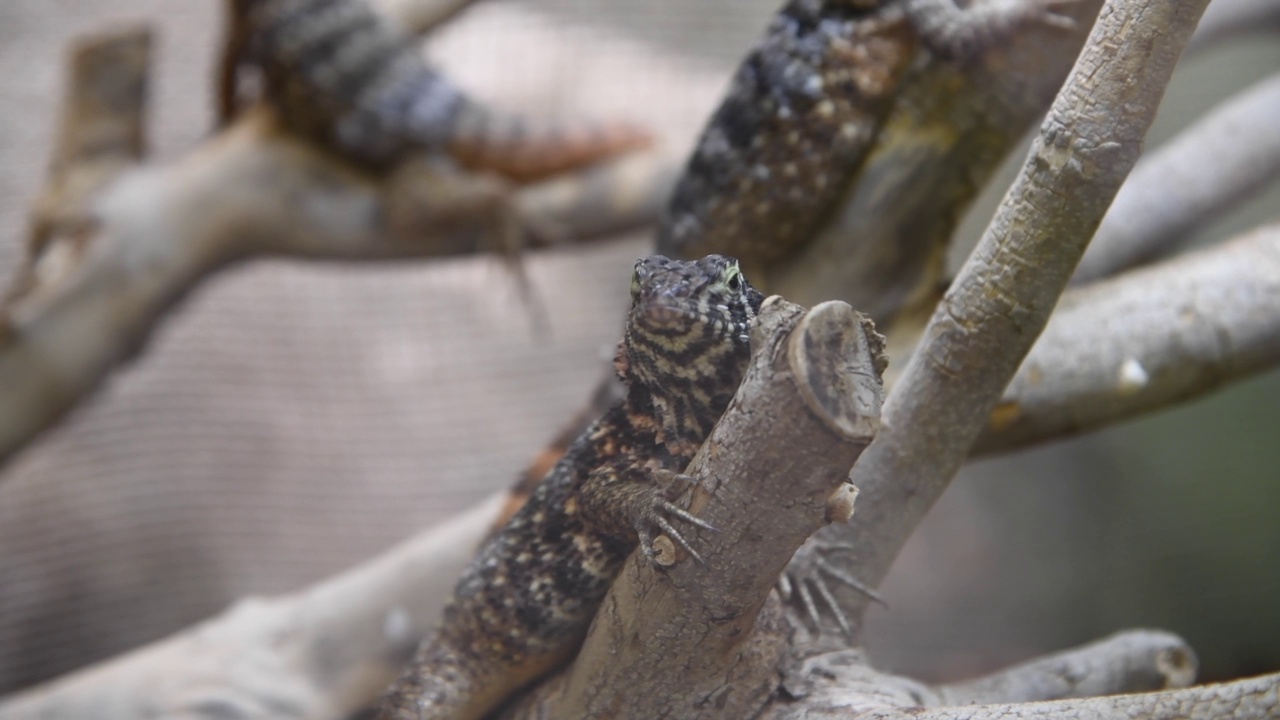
[219, 0, 651, 181]
[658, 0, 1073, 279]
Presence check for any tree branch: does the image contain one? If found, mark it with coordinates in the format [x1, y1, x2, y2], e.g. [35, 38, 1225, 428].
[508, 298, 886, 720]
[917, 673, 1280, 720]
[0, 494, 503, 720]
[768, 665, 1276, 719]
[0, 22, 654, 468]
[513, 153, 677, 242]
[977, 223, 1280, 455]
[764, 631, 1200, 718]
[933, 630, 1197, 704]
[1073, 73, 1280, 283]
[1187, 0, 1280, 53]
[797, 0, 1212, 636]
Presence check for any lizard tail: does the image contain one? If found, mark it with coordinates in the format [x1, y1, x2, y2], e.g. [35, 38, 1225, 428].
[374, 624, 570, 720]
[446, 103, 653, 184]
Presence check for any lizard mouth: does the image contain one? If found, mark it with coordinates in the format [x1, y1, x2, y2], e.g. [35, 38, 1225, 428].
[638, 301, 693, 327]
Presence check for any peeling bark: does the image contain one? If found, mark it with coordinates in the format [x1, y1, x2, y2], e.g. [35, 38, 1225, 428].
[0, 22, 657, 468]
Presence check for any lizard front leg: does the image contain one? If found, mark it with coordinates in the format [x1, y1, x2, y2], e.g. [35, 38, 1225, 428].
[579, 464, 716, 567]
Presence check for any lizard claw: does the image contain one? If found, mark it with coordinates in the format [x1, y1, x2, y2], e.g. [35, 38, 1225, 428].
[652, 468, 700, 498]
[779, 540, 885, 640]
[780, 570, 855, 640]
[635, 491, 716, 568]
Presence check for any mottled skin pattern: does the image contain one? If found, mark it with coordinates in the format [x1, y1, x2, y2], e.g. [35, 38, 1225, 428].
[221, 0, 648, 178]
[374, 256, 764, 720]
[657, 0, 1071, 275]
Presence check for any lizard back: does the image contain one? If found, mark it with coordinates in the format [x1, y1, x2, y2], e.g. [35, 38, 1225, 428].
[657, 0, 914, 272]
[374, 255, 764, 720]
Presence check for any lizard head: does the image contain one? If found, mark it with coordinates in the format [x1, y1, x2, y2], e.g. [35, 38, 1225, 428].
[621, 254, 764, 390]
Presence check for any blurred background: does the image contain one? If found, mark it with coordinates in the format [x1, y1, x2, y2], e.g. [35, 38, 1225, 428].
[0, 0, 1277, 697]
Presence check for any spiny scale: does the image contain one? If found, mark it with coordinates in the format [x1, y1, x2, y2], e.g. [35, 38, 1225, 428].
[657, 0, 914, 271]
[656, 0, 1072, 274]
[373, 255, 764, 720]
[228, 0, 650, 178]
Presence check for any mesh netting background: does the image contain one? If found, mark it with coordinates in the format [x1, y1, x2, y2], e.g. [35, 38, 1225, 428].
[2, 0, 1279, 696]
[0, 0, 784, 691]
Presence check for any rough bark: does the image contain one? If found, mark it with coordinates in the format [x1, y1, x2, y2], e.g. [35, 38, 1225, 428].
[933, 630, 1198, 704]
[764, 630, 1203, 718]
[0, 22, 658, 468]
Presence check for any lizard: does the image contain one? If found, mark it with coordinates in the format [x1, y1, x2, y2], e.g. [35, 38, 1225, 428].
[373, 254, 764, 720]
[655, 0, 1075, 281]
[493, 0, 1079, 524]
[485, 0, 1075, 636]
[218, 0, 651, 181]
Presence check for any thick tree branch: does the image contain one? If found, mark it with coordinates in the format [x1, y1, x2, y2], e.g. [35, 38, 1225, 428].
[798, 0, 1212, 636]
[914, 673, 1280, 720]
[977, 223, 1280, 455]
[1073, 73, 1280, 283]
[514, 154, 677, 242]
[0, 495, 503, 720]
[933, 630, 1197, 704]
[0, 109, 564, 466]
[508, 299, 886, 720]
[764, 631, 1201, 718]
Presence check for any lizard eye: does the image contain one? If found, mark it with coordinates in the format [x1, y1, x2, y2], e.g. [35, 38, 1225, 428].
[725, 265, 742, 291]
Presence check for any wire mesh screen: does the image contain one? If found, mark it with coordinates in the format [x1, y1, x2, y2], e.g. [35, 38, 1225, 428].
[0, 0, 777, 691]
[3, 0, 1280, 700]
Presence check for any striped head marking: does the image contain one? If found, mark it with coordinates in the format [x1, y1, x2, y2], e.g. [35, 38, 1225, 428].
[623, 255, 764, 390]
